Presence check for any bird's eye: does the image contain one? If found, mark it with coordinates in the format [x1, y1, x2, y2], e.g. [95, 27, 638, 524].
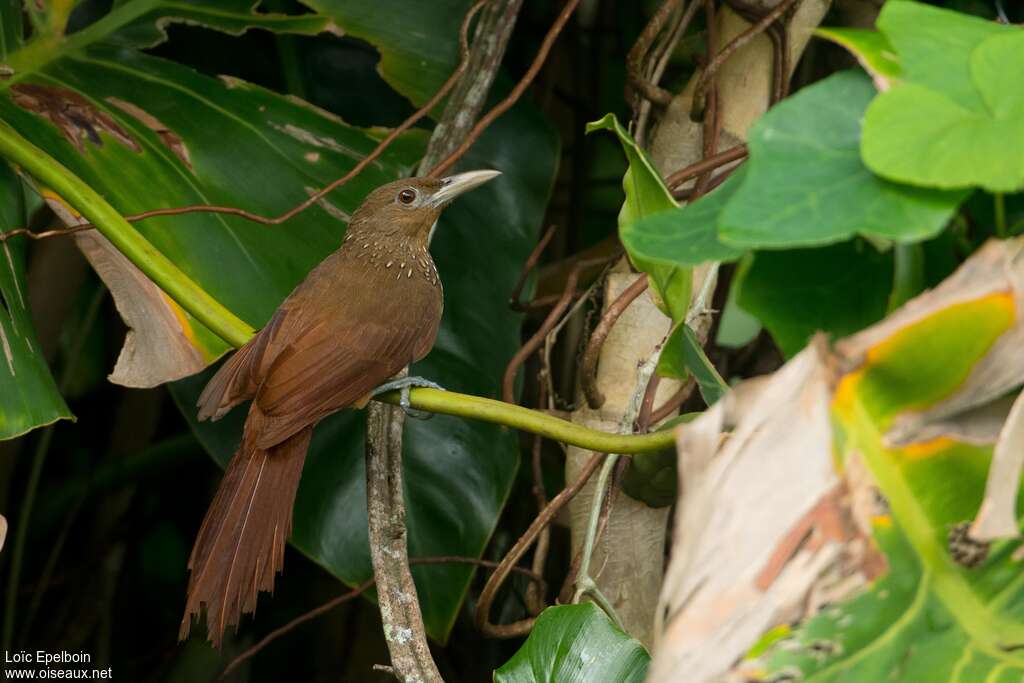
[398, 188, 417, 205]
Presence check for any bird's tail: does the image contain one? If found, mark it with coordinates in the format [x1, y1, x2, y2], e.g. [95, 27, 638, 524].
[179, 406, 312, 648]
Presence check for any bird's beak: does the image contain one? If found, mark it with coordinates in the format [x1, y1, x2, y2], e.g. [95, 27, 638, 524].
[428, 169, 502, 208]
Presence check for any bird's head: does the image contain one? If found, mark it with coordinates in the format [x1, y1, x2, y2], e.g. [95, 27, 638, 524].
[347, 170, 501, 246]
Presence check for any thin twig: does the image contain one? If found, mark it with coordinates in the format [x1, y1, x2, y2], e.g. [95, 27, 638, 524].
[636, 372, 663, 432]
[649, 378, 695, 424]
[222, 578, 375, 678]
[427, 0, 582, 178]
[634, 0, 701, 146]
[509, 225, 558, 310]
[0, 0, 488, 245]
[693, 0, 721, 197]
[542, 263, 611, 415]
[570, 346, 664, 624]
[672, 166, 732, 200]
[626, 0, 685, 108]
[221, 556, 541, 677]
[580, 275, 649, 409]
[691, 0, 801, 118]
[526, 387, 550, 616]
[665, 144, 747, 189]
[475, 453, 604, 638]
[502, 257, 609, 404]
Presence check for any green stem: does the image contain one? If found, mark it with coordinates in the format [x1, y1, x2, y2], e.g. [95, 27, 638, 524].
[375, 389, 675, 454]
[887, 242, 924, 313]
[994, 193, 1007, 238]
[573, 453, 621, 614]
[0, 121, 254, 348]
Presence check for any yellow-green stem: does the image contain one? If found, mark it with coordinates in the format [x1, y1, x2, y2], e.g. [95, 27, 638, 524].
[0, 121, 255, 347]
[376, 389, 676, 455]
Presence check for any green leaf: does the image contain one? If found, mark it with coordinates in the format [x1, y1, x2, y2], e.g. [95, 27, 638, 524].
[106, 0, 333, 49]
[657, 317, 729, 409]
[719, 71, 966, 247]
[0, 163, 73, 439]
[815, 28, 901, 87]
[585, 113, 690, 319]
[624, 169, 747, 269]
[0, 0, 22, 60]
[874, 1, 1014, 110]
[620, 447, 676, 508]
[301, 0, 472, 108]
[494, 604, 650, 683]
[736, 241, 893, 357]
[862, 33, 1024, 193]
[0, 44, 427, 377]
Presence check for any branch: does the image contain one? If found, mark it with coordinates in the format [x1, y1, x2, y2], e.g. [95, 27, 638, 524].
[374, 389, 675, 454]
[420, 0, 525, 170]
[427, 0, 582, 178]
[366, 392, 442, 682]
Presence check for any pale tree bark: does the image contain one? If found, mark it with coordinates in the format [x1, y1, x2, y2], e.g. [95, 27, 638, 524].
[565, 0, 833, 653]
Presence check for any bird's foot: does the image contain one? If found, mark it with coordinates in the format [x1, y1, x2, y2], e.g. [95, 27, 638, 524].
[370, 376, 445, 420]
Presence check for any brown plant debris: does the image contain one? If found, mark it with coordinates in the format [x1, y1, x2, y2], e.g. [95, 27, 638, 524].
[12, 84, 140, 153]
[106, 97, 192, 169]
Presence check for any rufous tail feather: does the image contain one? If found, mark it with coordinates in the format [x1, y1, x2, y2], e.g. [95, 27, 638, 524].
[180, 405, 311, 648]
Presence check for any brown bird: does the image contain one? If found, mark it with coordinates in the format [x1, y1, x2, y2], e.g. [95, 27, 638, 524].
[179, 170, 500, 647]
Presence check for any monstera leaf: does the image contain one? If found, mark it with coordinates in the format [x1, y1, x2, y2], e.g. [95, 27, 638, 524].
[0, 0, 559, 641]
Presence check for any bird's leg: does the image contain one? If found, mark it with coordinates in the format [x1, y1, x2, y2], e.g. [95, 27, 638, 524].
[370, 376, 445, 420]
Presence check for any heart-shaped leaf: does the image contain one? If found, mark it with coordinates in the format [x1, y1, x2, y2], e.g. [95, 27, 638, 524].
[494, 603, 650, 683]
[720, 71, 966, 247]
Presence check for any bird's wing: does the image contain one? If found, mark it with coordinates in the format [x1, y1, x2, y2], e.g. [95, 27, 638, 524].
[252, 282, 442, 448]
[196, 307, 294, 422]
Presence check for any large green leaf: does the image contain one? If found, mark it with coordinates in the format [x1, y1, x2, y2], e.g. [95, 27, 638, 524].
[0, 0, 22, 60]
[0, 0, 558, 641]
[494, 604, 650, 683]
[301, 0, 472, 108]
[837, 2, 1024, 193]
[871, 1, 1015, 111]
[105, 0, 333, 48]
[0, 43, 426, 382]
[863, 32, 1024, 193]
[719, 70, 966, 247]
[736, 241, 893, 357]
[0, 163, 73, 439]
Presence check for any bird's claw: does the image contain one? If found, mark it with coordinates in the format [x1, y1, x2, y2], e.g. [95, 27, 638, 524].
[370, 376, 445, 420]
